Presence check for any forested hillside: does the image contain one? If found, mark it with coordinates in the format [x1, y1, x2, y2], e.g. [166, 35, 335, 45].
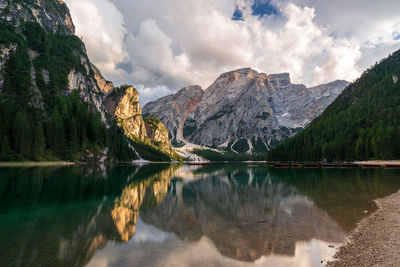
[0, 21, 135, 162]
[268, 49, 400, 161]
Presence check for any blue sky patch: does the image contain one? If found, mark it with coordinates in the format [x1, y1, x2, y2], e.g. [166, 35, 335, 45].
[394, 34, 400, 41]
[252, 0, 279, 16]
[232, 6, 244, 21]
[232, 0, 278, 21]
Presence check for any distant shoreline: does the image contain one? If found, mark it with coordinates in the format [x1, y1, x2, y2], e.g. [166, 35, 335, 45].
[328, 189, 400, 266]
[0, 162, 77, 167]
[354, 160, 400, 166]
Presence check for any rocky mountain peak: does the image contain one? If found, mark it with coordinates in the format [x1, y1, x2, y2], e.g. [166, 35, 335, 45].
[175, 85, 203, 99]
[212, 68, 293, 93]
[267, 73, 291, 87]
[144, 68, 349, 153]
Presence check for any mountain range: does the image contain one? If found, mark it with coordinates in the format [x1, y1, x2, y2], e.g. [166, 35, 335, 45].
[143, 68, 348, 153]
[1, 0, 398, 162]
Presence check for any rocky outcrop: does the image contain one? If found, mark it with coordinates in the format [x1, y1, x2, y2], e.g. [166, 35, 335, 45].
[105, 86, 147, 141]
[91, 63, 114, 94]
[143, 68, 349, 152]
[144, 117, 175, 155]
[0, 0, 75, 34]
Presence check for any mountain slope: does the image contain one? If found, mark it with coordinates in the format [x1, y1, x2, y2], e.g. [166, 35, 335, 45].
[0, 0, 177, 162]
[143, 68, 348, 153]
[268, 49, 400, 161]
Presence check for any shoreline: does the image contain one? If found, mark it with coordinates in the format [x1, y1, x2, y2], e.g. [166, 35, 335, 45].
[0, 161, 77, 167]
[327, 189, 400, 266]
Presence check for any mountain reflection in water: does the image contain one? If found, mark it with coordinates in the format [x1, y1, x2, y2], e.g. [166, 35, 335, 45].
[1, 164, 400, 267]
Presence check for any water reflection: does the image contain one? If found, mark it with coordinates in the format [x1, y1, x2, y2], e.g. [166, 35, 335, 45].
[0, 164, 400, 267]
[111, 166, 179, 242]
[140, 166, 346, 262]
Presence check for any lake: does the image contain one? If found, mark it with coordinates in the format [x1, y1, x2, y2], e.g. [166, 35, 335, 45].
[1, 164, 400, 267]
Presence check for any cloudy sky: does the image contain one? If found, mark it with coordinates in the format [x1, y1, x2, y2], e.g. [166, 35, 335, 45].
[64, 0, 400, 104]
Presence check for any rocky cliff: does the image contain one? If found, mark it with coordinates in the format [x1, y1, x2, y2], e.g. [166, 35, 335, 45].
[143, 68, 349, 153]
[0, 0, 75, 34]
[105, 86, 148, 141]
[143, 85, 204, 145]
[144, 117, 175, 155]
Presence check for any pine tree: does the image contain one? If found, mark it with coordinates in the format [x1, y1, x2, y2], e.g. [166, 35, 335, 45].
[12, 110, 30, 157]
[32, 122, 45, 160]
[46, 108, 65, 156]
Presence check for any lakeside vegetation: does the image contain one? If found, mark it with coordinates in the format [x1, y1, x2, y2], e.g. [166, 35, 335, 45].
[192, 148, 268, 161]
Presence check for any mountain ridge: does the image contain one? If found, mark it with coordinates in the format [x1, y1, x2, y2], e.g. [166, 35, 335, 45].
[143, 68, 349, 153]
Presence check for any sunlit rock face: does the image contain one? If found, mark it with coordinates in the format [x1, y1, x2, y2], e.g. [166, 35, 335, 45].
[143, 68, 349, 152]
[140, 168, 346, 262]
[105, 86, 148, 141]
[91, 63, 114, 95]
[144, 117, 175, 155]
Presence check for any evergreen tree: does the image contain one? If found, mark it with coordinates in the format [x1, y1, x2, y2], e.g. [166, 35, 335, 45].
[32, 122, 45, 160]
[12, 111, 31, 158]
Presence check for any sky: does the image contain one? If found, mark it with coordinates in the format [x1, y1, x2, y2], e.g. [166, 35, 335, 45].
[64, 0, 400, 104]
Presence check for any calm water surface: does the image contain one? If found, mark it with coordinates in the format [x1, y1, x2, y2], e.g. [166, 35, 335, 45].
[1, 164, 400, 267]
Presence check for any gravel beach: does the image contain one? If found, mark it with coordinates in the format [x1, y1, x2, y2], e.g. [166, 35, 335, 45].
[327, 189, 400, 267]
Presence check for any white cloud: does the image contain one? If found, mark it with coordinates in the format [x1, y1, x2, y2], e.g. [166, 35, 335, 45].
[64, 0, 400, 104]
[64, 0, 129, 80]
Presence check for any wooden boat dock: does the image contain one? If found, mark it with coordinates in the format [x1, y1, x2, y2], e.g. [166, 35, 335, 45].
[188, 162, 211, 166]
[274, 163, 290, 168]
[322, 163, 339, 168]
[304, 163, 321, 168]
[340, 163, 359, 168]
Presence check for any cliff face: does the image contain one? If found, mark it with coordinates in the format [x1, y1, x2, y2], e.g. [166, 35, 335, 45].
[143, 85, 204, 144]
[144, 117, 175, 155]
[0, 0, 75, 34]
[105, 86, 148, 141]
[143, 68, 349, 152]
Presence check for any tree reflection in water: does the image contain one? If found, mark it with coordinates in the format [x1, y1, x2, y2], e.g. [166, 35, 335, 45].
[1, 164, 400, 267]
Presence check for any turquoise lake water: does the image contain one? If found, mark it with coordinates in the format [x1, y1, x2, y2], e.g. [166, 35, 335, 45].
[1, 164, 400, 267]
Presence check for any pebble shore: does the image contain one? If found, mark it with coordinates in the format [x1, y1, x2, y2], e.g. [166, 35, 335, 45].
[327, 189, 400, 267]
